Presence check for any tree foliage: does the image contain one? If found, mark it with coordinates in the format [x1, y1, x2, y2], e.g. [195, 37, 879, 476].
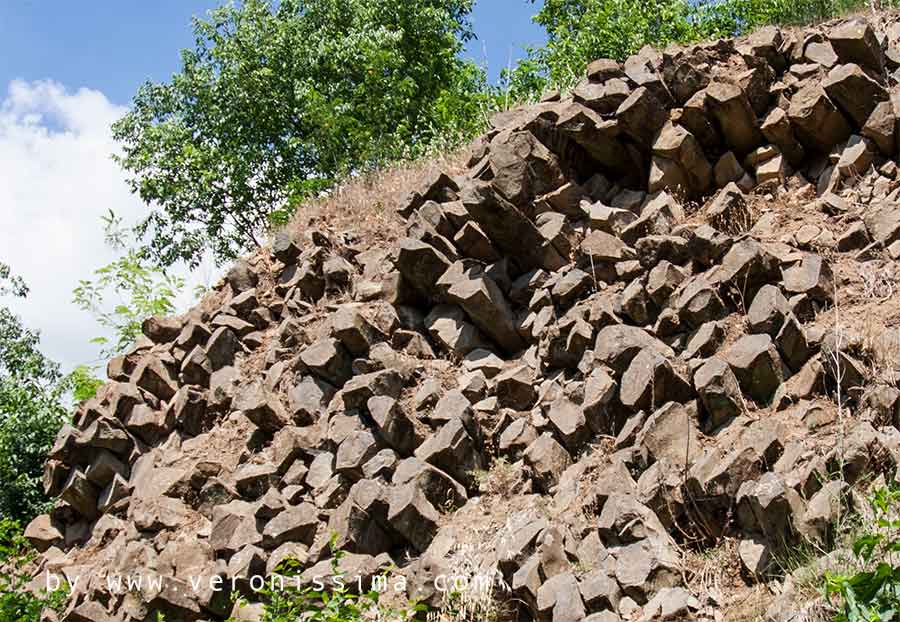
[113, 0, 490, 267]
[517, 0, 898, 93]
[73, 211, 185, 359]
[0, 264, 69, 522]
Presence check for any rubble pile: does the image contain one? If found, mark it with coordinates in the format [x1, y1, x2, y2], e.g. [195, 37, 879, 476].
[26, 13, 900, 622]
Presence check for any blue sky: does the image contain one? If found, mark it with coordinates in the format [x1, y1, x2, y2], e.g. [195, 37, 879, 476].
[0, 1, 546, 105]
[0, 1, 546, 372]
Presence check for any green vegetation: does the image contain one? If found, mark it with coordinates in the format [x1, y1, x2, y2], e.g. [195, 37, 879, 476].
[232, 542, 423, 622]
[0, 519, 67, 622]
[0, 263, 69, 523]
[826, 486, 900, 622]
[113, 0, 491, 268]
[73, 210, 185, 360]
[514, 0, 900, 93]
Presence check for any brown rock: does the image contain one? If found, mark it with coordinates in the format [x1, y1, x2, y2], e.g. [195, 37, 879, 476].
[616, 87, 668, 147]
[788, 85, 852, 153]
[823, 63, 888, 129]
[705, 82, 763, 154]
[726, 334, 787, 403]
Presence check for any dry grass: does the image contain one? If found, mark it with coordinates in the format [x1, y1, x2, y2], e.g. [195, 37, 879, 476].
[473, 458, 525, 498]
[282, 148, 470, 251]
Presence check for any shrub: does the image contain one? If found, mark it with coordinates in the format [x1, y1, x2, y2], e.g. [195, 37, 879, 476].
[0, 519, 67, 622]
[825, 486, 900, 621]
[232, 541, 425, 622]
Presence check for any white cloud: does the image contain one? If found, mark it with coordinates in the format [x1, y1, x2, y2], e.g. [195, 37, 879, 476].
[0, 80, 212, 374]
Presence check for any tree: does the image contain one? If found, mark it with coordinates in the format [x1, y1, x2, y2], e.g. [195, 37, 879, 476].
[74, 211, 185, 359]
[113, 0, 490, 267]
[0, 264, 69, 522]
[520, 0, 698, 91]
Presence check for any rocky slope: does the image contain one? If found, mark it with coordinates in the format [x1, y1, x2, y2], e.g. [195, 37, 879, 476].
[24, 12, 900, 622]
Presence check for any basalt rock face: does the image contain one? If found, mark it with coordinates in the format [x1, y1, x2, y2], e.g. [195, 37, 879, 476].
[28, 14, 900, 622]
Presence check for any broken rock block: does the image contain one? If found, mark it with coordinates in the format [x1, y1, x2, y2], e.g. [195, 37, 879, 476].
[387, 482, 440, 553]
[425, 304, 489, 357]
[367, 396, 419, 457]
[234, 381, 289, 433]
[523, 432, 572, 493]
[776, 313, 812, 373]
[547, 397, 591, 452]
[823, 63, 888, 129]
[694, 358, 747, 430]
[863, 200, 900, 245]
[651, 121, 713, 196]
[415, 418, 484, 489]
[589, 202, 637, 236]
[262, 502, 319, 549]
[705, 81, 763, 155]
[341, 369, 404, 412]
[461, 181, 566, 271]
[863, 100, 897, 156]
[488, 130, 565, 207]
[735, 472, 805, 545]
[760, 107, 805, 167]
[796, 480, 847, 544]
[536, 572, 586, 622]
[712, 237, 780, 301]
[672, 276, 726, 329]
[443, 266, 523, 354]
[635, 401, 702, 468]
[620, 192, 685, 246]
[746, 284, 789, 337]
[331, 304, 384, 356]
[598, 494, 670, 545]
[453, 221, 500, 263]
[299, 338, 353, 386]
[829, 18, 884, 73]
[616, 87, 669, 147]
[24, 514, 63, 553]
[706, 182, 753, 233]
[739, 534, 773, 578]
[726, 334, 788, 404]
[641, 587, 701, 621]
[613, 537, 681, 604]
[593, 325, 674, 377]
[395, 238, 452, 303]
[782, 254, 834, 304]
[619, 347, 694, 413]
[495, 364, 537, 410]
[788, 85, 852, 153]
[837, 134, 875, 178]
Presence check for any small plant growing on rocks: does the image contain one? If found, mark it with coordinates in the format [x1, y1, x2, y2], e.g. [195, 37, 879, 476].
[0, 519, 67, 622]
[825, 486, 900, 621]
[231, 538, 425, 622]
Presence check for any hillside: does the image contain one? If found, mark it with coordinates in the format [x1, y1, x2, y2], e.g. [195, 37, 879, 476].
[22, 11, 900, 622]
